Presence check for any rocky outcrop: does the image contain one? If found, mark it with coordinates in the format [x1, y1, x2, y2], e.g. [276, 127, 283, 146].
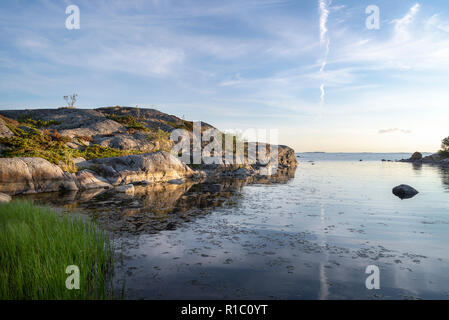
[0, 107, 299, 195]
[392, 184, 419, 200]
[0, 157, 78, 195]
[400, 152, 449, 166]
[410, 152, 422, 161]
[76, 151, 195, 186]
[277, 145, 298, 167]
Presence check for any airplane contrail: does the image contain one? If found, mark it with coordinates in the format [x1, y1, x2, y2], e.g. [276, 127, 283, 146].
[319, 0, 331, 110]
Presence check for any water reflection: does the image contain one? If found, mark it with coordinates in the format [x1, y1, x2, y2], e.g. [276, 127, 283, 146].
[438, 166, 449, 192]
[15, 161, 449, 299]
[18, 167, 297, 234]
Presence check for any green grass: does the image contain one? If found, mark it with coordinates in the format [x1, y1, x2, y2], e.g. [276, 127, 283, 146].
[0, 201, 114, 300]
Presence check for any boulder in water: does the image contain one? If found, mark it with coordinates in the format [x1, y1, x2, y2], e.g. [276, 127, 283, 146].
[410, 152, 423, 161]
[392, 184, 419, 200]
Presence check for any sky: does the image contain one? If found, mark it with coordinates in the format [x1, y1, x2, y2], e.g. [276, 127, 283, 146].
[1, 0, 449, 152]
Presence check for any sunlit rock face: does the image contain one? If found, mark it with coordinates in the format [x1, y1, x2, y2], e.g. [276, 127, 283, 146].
[0, 157, 78, 195]
[76, 151, 195, 186]
[0, 107, 299, 197]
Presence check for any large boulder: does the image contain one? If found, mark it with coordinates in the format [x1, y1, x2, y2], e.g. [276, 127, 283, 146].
[277, 145, 298, 167]
[392, 184, 419, 200]
[0, 157, 78, 195]
[76, 151, 195, 186]
[410, 152, 422, 161]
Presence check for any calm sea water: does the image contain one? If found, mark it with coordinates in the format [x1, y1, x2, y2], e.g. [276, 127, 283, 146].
[20, 153, 449, 299]
[109, 152, 449, 299]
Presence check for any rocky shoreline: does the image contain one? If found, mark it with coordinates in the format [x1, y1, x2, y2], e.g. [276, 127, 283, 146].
[399, 151, 449, 166]
[0, 107, 298, 200]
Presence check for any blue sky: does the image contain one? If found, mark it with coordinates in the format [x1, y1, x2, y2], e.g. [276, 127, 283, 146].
[1, 0, 449, 152]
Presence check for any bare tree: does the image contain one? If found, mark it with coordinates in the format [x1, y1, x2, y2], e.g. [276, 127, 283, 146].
[63, 94, 78, 108]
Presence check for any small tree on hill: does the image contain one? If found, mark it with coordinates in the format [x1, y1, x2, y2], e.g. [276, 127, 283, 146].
[63, 94, 78, 108]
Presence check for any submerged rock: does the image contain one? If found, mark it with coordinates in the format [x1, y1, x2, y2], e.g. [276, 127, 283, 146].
[392, 184, 419, 200]
[0, 192, 11, 203]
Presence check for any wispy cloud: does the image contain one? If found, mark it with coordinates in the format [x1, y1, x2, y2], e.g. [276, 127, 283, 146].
[318, 0, 331, 110]
[378, 128, 412, 134]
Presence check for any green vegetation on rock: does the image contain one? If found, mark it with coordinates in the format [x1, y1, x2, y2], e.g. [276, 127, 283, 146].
[0, 126, 78, 171]
[105, 114, 149, 132]
[0, 124, 142, 172]
[81, 144, 140, 159]
[0, 201, 114, 299]
[17, 117, 61, 128]
[166, 120, 193, 131]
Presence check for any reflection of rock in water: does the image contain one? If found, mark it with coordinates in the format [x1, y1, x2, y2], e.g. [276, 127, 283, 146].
[17, 166, 297, 234]
[439, 166, 449, 191]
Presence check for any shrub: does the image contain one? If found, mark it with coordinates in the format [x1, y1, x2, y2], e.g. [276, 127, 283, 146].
[440, 136, 449, 158]
[147, 128, 172, 152]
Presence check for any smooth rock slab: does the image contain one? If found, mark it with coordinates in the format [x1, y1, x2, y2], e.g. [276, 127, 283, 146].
[0, 157, 78, 195]
[392, 184, 419, 200]
[76, 151, 194, 186]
